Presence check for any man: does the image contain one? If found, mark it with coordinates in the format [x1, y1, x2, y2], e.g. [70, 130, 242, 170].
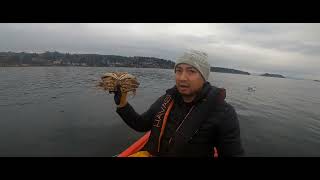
[114, 50, 244, 157]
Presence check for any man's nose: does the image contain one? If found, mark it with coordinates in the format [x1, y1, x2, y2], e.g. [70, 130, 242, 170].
[179, 71, 188, 80]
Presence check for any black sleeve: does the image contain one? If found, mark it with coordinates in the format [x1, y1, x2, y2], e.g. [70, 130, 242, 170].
[216, 103, 245, 157]
[116, 95, 165, 132]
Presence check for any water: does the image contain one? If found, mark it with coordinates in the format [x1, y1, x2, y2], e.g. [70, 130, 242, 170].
[0, 67, 320, 157]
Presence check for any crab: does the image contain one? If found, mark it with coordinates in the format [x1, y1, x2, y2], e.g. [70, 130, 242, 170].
[98, 72, 140, 95]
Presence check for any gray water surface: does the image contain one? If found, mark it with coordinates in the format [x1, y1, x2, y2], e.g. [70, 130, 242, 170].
[0, 67, 319, 156]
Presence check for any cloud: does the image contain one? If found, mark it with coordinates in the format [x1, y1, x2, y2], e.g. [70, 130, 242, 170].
[0, 23, 320, 79]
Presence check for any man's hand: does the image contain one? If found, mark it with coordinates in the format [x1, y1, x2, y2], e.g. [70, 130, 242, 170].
[112, 84, 128, 108]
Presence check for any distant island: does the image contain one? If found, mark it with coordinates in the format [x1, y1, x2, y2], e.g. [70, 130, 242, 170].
[211, 67, 250, 75]
[314, 80, 320, 82]
[260, 73, 285, 78]
[0, 51, 253, 75]
[0, 51, 174, 69]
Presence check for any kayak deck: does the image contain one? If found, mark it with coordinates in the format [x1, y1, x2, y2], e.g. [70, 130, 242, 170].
[117, 131, 218, 157]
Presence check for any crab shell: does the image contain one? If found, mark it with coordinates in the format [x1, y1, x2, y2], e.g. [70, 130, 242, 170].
[99, 72, 140, 94]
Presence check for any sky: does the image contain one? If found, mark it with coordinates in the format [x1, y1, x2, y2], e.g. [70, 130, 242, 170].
[1, 23, 320, 79]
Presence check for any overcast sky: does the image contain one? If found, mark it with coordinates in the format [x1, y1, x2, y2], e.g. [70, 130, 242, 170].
[1, 23, 320, 79]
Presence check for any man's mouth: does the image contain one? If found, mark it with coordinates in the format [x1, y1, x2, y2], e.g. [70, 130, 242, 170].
[178, 84, 189, 88]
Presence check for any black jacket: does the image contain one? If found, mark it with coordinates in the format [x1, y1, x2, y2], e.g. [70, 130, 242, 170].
[116, 82, 244, 157]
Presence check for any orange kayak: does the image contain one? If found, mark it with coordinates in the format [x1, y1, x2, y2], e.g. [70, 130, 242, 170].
[117, 131, 151, 157]
[117, 131, 218, 158]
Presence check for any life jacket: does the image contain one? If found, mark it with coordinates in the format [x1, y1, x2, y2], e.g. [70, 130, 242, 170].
[142, 84, 226, 157]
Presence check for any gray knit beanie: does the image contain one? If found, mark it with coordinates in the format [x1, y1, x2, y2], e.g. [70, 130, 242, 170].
[174, 50, 211, 81]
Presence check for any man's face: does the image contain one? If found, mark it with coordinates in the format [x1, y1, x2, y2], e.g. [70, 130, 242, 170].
[175, 63, 205, 97]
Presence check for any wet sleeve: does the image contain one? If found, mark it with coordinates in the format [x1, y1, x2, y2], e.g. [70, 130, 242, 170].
[216, 104, 245, 157]
[116, 96, 164, 132]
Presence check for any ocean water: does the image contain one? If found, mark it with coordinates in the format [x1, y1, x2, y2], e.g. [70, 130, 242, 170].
[0, 66, 319, 157]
